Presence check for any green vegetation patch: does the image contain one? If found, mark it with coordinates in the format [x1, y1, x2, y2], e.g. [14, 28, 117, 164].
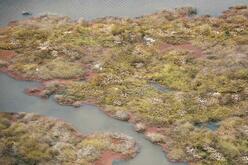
[0, 112, 137, 165]
[0, 5, 248, 164]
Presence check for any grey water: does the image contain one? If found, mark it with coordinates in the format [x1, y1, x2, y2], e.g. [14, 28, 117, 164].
[150, 81, 172, 93]
[195, 121, 220, 131]
[0, 0, 248, 26]
[0, 73, 184, 165]
[0, 1, 247, 164]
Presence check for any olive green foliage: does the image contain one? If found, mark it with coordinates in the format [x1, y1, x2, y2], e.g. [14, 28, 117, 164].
[0, 113, 137, 165]
[0, 6, 248, 164]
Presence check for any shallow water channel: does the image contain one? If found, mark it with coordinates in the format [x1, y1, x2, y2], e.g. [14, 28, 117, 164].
[0, 1, 247, 164]
[0, 73, 185, 164]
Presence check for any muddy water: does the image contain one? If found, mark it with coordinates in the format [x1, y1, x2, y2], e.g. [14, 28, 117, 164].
[0, 0, 248, 26]
[0, 73, 184, 164]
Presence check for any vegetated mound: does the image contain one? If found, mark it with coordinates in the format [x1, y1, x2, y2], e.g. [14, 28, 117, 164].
[0, 6, 248, 164]
[0, 112, 138, 165]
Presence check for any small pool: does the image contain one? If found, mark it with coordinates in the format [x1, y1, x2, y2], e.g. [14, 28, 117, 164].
[195, 121, 220, 131]
[150, 81, 172, 93]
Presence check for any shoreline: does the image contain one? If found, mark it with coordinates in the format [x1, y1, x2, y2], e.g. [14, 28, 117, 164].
[0, 67, 188, 164]
[0, 101, 139, 165]
[0, 5, 247, 164]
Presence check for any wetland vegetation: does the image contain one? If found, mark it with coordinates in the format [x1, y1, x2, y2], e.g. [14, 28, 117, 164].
[0, 112, 138, 165]
[0, 5, 247, 165]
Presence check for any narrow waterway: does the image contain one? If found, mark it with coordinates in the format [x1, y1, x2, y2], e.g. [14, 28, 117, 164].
[1, 1, 247, 164]
[0, 73, 185, 165]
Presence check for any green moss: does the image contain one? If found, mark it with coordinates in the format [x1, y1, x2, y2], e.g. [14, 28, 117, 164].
[79, 136, 110, 151]
[1, 6, 248, 164]
[151, 63, 197, 91]
[111, 24, 126, 35]
[218, 141, 240, 158]
[38, 59, 84, 79]
[13, 28, 48, 41]
[0, 113, 137, 164]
